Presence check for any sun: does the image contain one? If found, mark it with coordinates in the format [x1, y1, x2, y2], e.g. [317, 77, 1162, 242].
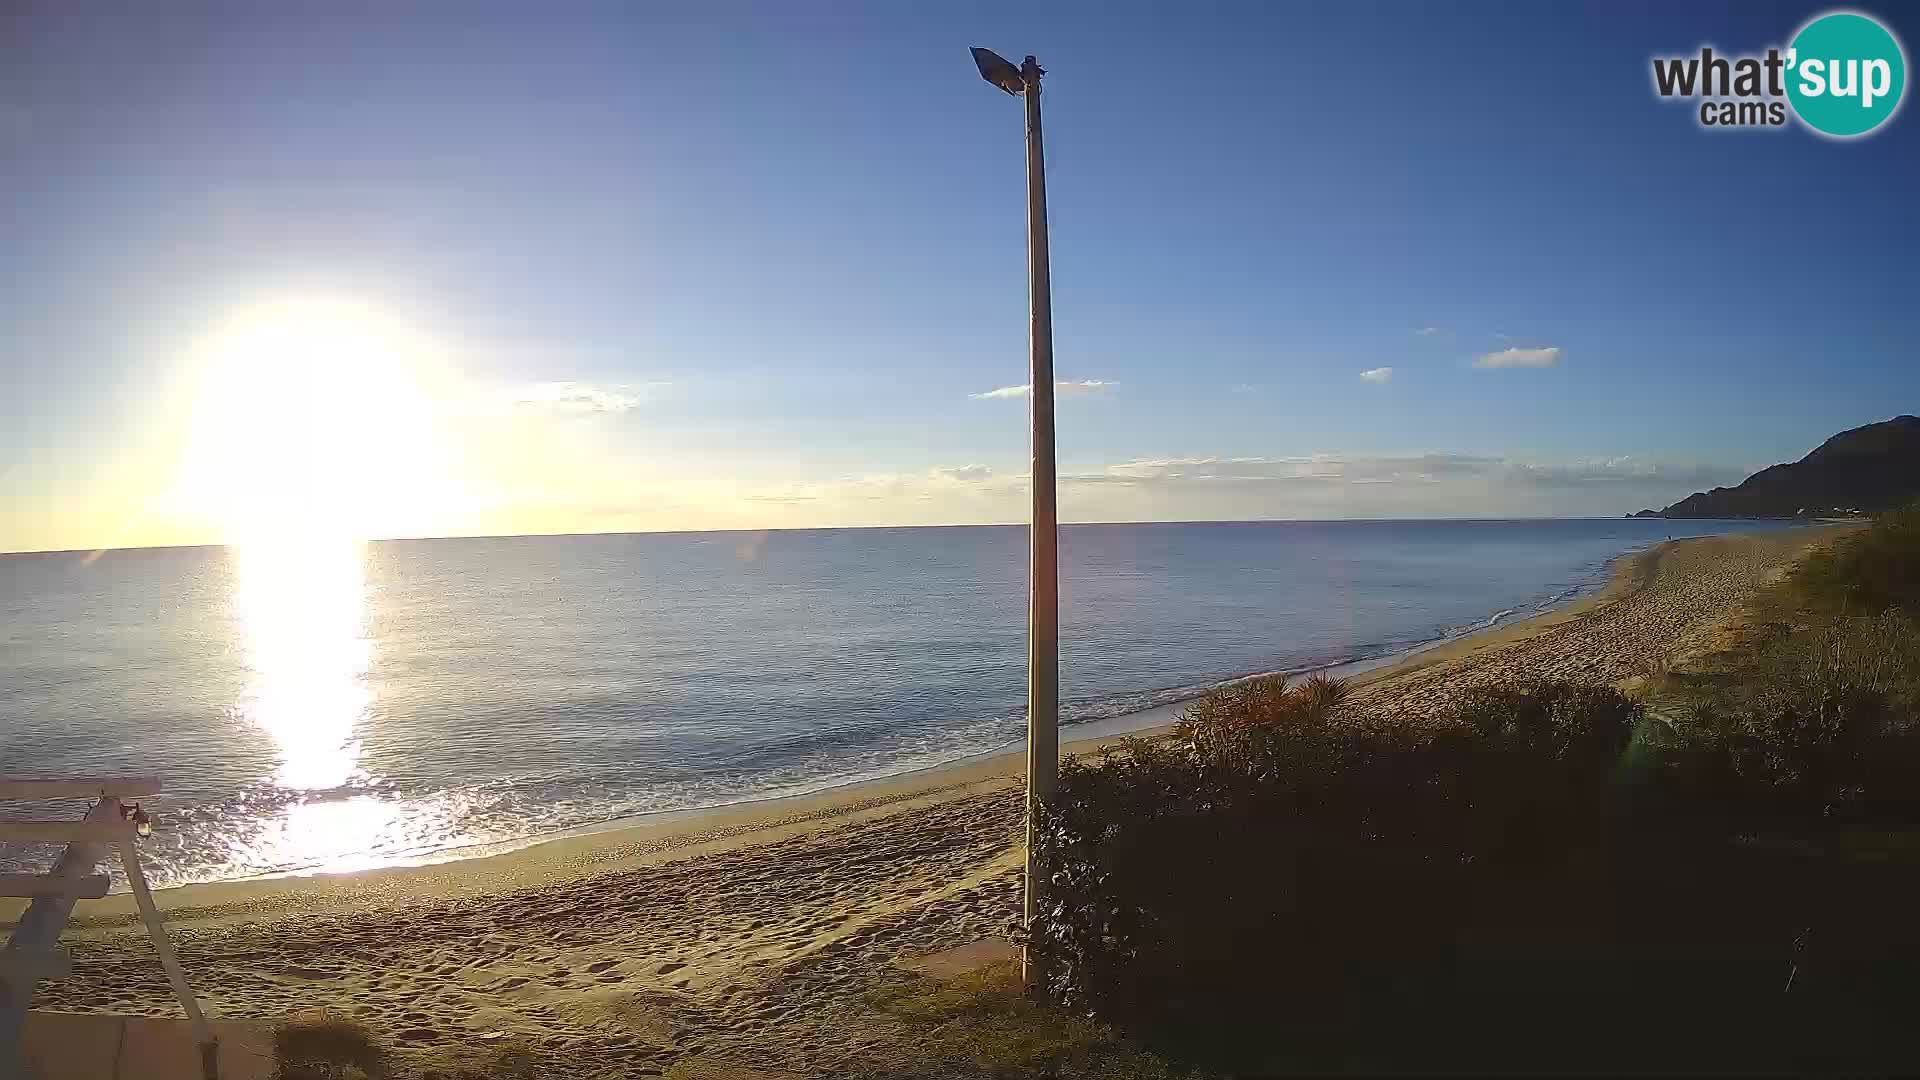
[177, 296, 457, 545]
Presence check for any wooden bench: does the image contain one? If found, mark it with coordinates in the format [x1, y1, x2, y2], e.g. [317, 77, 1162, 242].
[0, 778, 216, 1080]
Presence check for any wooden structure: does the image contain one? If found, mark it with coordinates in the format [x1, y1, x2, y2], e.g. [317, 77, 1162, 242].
[0, 778, 215, 1080]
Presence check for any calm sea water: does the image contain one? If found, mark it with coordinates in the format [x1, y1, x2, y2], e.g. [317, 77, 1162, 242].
[0, 519, 1789, 887]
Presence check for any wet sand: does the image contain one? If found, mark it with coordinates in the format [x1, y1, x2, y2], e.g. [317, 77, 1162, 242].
[16, 525, 1852, 1077]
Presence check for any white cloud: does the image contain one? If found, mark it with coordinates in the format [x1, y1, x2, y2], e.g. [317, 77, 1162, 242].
[708, 451, 1746, 527]
[1043, 451, 1745, 520]
[1059, 379, 1117, 394]
[1061, 453, 1738, 492]
[1359, 367, 1393, 384]
[1498, 457, 1736, 487]
[512, 381, 667, 414]
[1415, 326, 1442, 336]
[743, 465, 1011, 508]
[1065, 455, 1353, 487]
[970, 379, 1116, 400]
[1474, 346, 1561, 369]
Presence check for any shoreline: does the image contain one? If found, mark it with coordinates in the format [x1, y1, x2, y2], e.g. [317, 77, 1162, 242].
[21, 526, 1754, 930]
[21, 525, 1856, 1075]
[5, 528, 1649, 904]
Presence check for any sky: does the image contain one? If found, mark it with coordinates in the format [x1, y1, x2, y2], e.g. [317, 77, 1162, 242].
[3, 1, 1917, 552]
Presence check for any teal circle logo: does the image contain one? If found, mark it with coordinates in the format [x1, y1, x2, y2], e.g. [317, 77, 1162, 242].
[1787, 11, 1907, 137]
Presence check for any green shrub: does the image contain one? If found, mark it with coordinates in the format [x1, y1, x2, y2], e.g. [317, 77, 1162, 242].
[275, 1019, 385, 1080]
[1454, 682, 1640, 764]
[273, 1020, 538, 1080]
[1659, 598, 1920, 819]
[1027, 678, 1637, 1063]
[1174, 673, 1348, 781]
[1675, 674, 1920, 820]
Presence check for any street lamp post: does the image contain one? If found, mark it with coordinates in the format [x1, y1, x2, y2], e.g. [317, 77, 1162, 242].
[972, 46, 1057, 991]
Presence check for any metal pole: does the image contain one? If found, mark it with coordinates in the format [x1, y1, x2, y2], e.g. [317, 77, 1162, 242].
[1020, 53, 1059, 992]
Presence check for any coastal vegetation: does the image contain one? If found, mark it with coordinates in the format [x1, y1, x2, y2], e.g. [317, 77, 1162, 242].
[275, 1015, 538, 1080]
[1017, 506, 1920, 1074]
[858, 961, 1181, 1079]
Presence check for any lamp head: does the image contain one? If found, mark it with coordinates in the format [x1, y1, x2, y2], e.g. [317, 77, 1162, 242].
[971, 47, 1026, 95]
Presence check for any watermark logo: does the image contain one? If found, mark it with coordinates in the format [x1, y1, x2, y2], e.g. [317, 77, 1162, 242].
[1788, 12, 1906, 136]
[1652, 9, 1906, 138]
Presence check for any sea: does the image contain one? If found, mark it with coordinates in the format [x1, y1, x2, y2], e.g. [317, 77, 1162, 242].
[0, 518, 1793, 888]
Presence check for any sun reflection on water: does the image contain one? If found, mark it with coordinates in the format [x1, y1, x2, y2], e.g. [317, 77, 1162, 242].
[233, 536, 372, 791]
[227, 537, 414, 874]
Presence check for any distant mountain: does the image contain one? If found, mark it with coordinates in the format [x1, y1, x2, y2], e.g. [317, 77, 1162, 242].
[1656, 415, 1920, 519]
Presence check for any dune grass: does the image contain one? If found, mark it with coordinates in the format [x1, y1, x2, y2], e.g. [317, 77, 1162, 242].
[1645, 509, 1920, 819]
[273, 1017, 535, 1080]
[1784, 504, 1920, 618]
[859, 960, 1191, 1080]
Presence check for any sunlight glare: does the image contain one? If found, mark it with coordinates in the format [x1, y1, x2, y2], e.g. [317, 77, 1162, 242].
[180, 296, 456, 545]
[232, 535, 372, 792]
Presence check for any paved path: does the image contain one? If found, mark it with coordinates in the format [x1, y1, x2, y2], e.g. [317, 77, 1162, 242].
[16, 1013, 270, 1080]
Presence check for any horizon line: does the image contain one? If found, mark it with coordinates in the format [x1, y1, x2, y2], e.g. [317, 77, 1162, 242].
[0, 513, 1728, 557]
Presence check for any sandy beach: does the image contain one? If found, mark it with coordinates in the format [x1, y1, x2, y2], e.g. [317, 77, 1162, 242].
[14, 525, 1853, 1077]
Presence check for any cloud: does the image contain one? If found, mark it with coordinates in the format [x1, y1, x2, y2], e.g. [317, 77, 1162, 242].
[1060, 453, 1740, 492]
[1359, 367, 1393, 384]
[1473, 346, 1561, 369]
[748, 454, 1739, 503]
[709, 451, 1748, 526]
[742, 465, 1009, 508]
[511, 381, 668, 415]
[1497, 457, 1739, 487]
[1415, 326, 1442, 336]
[970, 379, 1116, 400]
[1063, 454, 1447, 488]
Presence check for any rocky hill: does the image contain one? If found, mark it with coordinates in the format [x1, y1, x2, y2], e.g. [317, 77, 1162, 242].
[1654, 415, 1920, 519]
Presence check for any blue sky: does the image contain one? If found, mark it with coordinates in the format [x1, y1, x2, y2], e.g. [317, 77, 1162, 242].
[3, 1, 1917, 551]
